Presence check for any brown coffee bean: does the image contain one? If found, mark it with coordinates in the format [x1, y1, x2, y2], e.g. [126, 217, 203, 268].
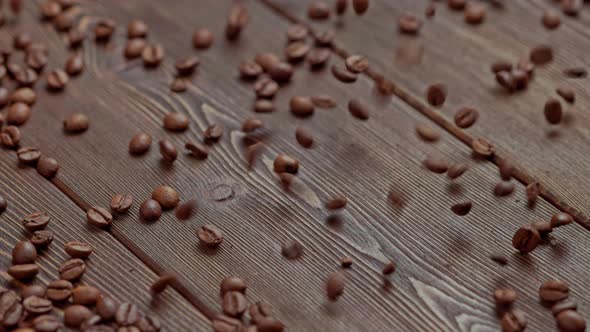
[245, 143, 265, 169]
[128, 133, 151, 155]
[423, 155, 449, 174]
[281, 240, 303, 260]
[124, 38, 146, 59]
[0, 290, 22, 326]
[551, 212, 573, 228]
[110, 194, 133, 214]
[490, 253, 508, 266]
[0, 88, 9, 107]
[557, 310, 586, 332]
[255, 52, 280, 71]
[287, 24, 308, 41]
[542, 10, 561, 29]
[30, 230, 53, 249]
[159, 139, 178, 163]
[285, 41, 310, 62]
[326, 272, 345, 301]
[137, 315, 161, 332]
[127, 19, 148, 38]
[454, 107, 478, 129]
[46, 279, 73, 302]
[0, 195, 6, 214]
[8, 264, 39, 280]
[197, 224, 224, 248]
[81, 315, 102, 330]
[40, 1, 62, 19]
[311, 94, 336, 109]
[1, 126, 21, 149]
[494, 288, 517, 307]
[512, 225, 540, 254]
[352, 0, 369, 14]
[67, 29, 86, 49]
[530, 45, 553, 65]
[540, 279, 569, 303]
[399, 12, 422, 34]
[498, 159, 514, 181]
[152, 185, 180, 210]
[185, 141, 209, 160]
[64, 304, 93, 327]
[46, 69, 69, 91]
[22, 295, 52, 315]
[295, 127, 314, 148]
[96, 295, 118, 320]
[139, 199, 162, 222]
[494, 181, 514, 197]
[53, 7, 76, 30]
[225, 4, 248, 40]
[254, 99, 275, 113]
[274, 154, 299, 174]
[23, 211, 50, 232]
[86, 206, 112, 228]
[222, 291, 247, 318]
[26, 51, 48, 72]
[212, 315, 243, 332]
[325, 195, 347, 210]
[451, 200, 472, 216]
[556, 87, 575, 104]
[345, 55, 369, 74]
[193, 28, 214, 49]
[65, 53, 84, 76]
[63, 113, 89, 133]
[22, 284, 46, 299]
[254, 77, 279, 99]
[10, 87, 37, 105]
[242, 118, 264, 133]
[526, 182, 540, 206]
[348, 98, 370, 120]
[150, 272, 176, 295]
[12, 241, 37, 264]
[335, 0, 348, 15]
[115, 302, 140, 326]
[426, 83, 447, 107]
[562, 0, 583, 17]
[142, 44, 164, 67]
[64, 241, 92, 259]
[308, 48, 331, 68]
[267, 61, 293, 82]
[552, 301, 577, 316]
[170, 79, 187, 93]
[13, 32, 32, 50]
[290, 96, 315, 117]
[308, 1, 330, 20]
[532, 220, 552, 237]
[14, 68, 39, 88]
[204, 123, 224, 144]
[563, 67, 587, 79]
[471, 138, 494, 157]
[176, 199, 197, 220]
[33, 314, 61, 332]
[219, 277, 247, 297]
[331, 64, 357, 83]
[94, 19, 115, 41]
[447, 163, 468, 180]
[278, 172, 295, 192]
[72, 285, 100, 305]
[60, 259, 86, 280]
[501, 309, 527, 332]
[163, 112, 189, 132]
[544, 98, 562, 125]
[238, 60, 262, 80]
[382, 261, 396, 275]
[175, 56, 199, 76]
[7, 103, 31, 126]
[464, 3, 486, 24]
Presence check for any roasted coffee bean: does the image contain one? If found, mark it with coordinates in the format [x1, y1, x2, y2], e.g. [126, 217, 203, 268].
[129, 133, 151, 155]
[152, 185, 180, 210]
[30, 230, 53, 249]
[96, 295, 118, 320]
[255, 52, 280, 70]
[552, 301, 577, 316]
[540, 279, 569, 303]
[287, 24, 308, 41]
[512, 225, 540, 254]
[494, 181, 514, 197]
[127, 19, 148, 38]
[116, 302, 139, 326]
[40, 1, 62, 19]
[11, 87, 37, 105]
[212, 315, 243, 332]
[494, 288, 517, 307]
[175, 56, 199, 76]
[124, 38, 147, 59]
[197, 224, 224, 248]
[23, 296, 52, 314]
[238, 60, 262, 80]
[454, 107, 478, 129]
[219, 277, 247, 297]
[65, 53, 84, 76]
[137, 315, 161, 332]
[159, 139, 178, 162]
[163, 112, 189, 132]
[86, 206, 112, 228]
[551, 212, 573, 228]
[526, 182, 540, 206]
[46, 279, 73, 301]
[33, 314, 62, 332]
[325, 195, 347, 210]
[1, 126, 21, 149]
[176, 199, 197, 220]
[142, 44, 164, 67]
[451, 200, 472, 216]
[308, 1, 331, 20]
[64, 241, 92, 259]
[0, 88, 9, 107]
[0, 290, 23, 325]
[170, 78, 187, 93]
[556, 87, 575, 104]
[285, 41, 310, 62]
[471, 138, 494, 157]
[532, 220, 552, 237]
[281, 240, 303, 260]
[72, 285, 100, 305]
[335, 0, 348, 15]
[59, 258, 86, 280]
[46, 69, 68, 91]
[23, 211, 50, 232]
[398, 12, 422, 34]
[67, 29, 86, 49]
[517, 58, 535, 77]
[426, 83, 446, 107]
[26, 50, 48, 72]
[7, 63, 24, 80]
[308, 48, 331, 68]
[254, 77, 279, 99]
[150, 272, 176, 295]
[184, 140, 209, 160]
[204, 123, 224, 144]
[508, 69, 528, 89]
[311, 94, 336, 108]
[348, 98, 370, 120]
[544, 98, 563, 125]
[447, 0, 466, 10]
[64, 304, 93, 327]
[382, 261, 396, 275]
[332, 64, 357, 83]
[345, 55, 369, 74]
[63, 113, 89, 133]
[562, 0, 583, 16]
[12, 241, 37, 264]
[274, 154, 299, 174]
[447, 163, 468, 179]
[15, 68, 39, 88]
[8, 264, 39, 280]
[22, 284, 46, 299]
[490, 253, 508, 265]
[94, 19, 115, 41]
[542, 10, 560, 29]
[0, 195, 6, 214]
[249, 302, 273, 325]
[267, 61, 293, 82]
[423, 155, 449, 174]
[193, 28, 214, 49]
[326, 272, 345, 301]
[242, 118, 264, 133]
[498, 159, 514, 181]
[563, 67, 587, 79]
[556, 310, 586, 332]
[295, 127, 314, 148]
[81, 315, 102, 329]
[222, 291, 247, 318]
[278, 172, 295, 191]
[352, 0, 369, 14]
[13, 32, 32, 50]
[17, 147, 41, 165]
[111, 194, 133, 213]
[290, 96, 315, 117]
[530, 45, 553, 65]
[464, 3, 486, 24]
[225, 4, 248, 40]
[254, 99, 275, 113]
[501, 309, 527, 332]
[139, 199, 162, 222]
[7, 103, 31, 126]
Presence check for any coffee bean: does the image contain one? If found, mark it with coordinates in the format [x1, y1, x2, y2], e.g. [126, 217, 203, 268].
[446, 163, 468, 180]
[124, 38, 146, 59]
[552, 301, 577, 316]
[116, 302, 139, 326]
[46, 279, 73, 302]
[238, 60, 262, 80]
[254, 77, 279, 99]
[494, 288, 517, 307]
[454, 107, 478, 128]
[72, 285, 100, 305]
[1, 126, 21, 149]
[15, 68, 39, 88]
[0, 88, 9, 107]
[530, 45, 553, 65]
[212, 315, 243, 332]
[242, 118, 264, 133]
[23, 211, 50, 232]
[308, 48, 331, 68]
[159, 139, 178, 162]
[86, 206, 112, 228]
[295, 127, 314, 148]
[325, 195, 347, 210]
[64, 241, 92, 259]
[127, 19, 148, 38]
[0, 195, 6, 214]
[501, 309, 527, 332]
[17, 147, 41, 165]
[494, 181, 514, 197]
[285, 41, 310, 62]
[562, 0, 583, 16]
[81, 315, 102, 330]
[22, 284, 46, 299]
[382, 261, 396, 275]
[281, 240, 303, 259]
[471, 138, 494, 157]
[563, 67, 587, 79]
[8, 264, 39, 280]
[109, 194, 133, 214]
[65, 53, 84, 76]
[557, 310, 586, 332]
[464, 3, 486, 24]
[12, 241, 37, 264]
[542, 10, 560, 29]
[64, 304, 93, 327]
[223, 291, 247, 318]
[193, 28, 214, 49]
[163, 112, 189, 132]
[311, 94, 336, 109]
[348, 98, 370, 120]
[326, 272, 345, 301]
[255, 52, 280, 71]
[176, 199, 197, 220]
[30, 230, 53, 249]
[7, 103, 31, 126]
[352, 0, 369, 14]
[331, 64, 357, 83]
[13, 32, 32, 50]
[26, 50, 48, 72]
[152, 185, 180, 210]
[225, 4, 248, 40]
[540, 279, 569, 303]
[197, 224, 224, 248]
[0, 290, 23, 326]
[139, 199, 162, 222]
[142, 44, 164, 67]
[423, 155, 449, 173]
[526, 182, 540, 206]
[185, 141, 209, 160]
[10, 87, 37, 105]
[399, 12, 422, 34]
[204, 124, 224, 144]
[426, 83, 446, 107]
[532, 220, 553, 237]
[40, 1, 62, 19]
[274, 154, 299, 174]
[267, 61, 293, 82]
[544, 98, 563, 125]
[23, 296, 52, 315]
[170, 79, 187, 93]
[137, 315, 161, 332]
[345, 55, 369, 74]
[287, 24, 308, 41]
[507, 69, 528, 90]
[150, 272, 176, 295]
[175, 56, 199, 76]
[129, 133, 151, 155]
[96, 295, 118, 320]
[498, 159, 514, 180]
[278, 172, 295, 191]
[32, 314, 61, 332]
[290, 96, 315, 117]
[46, 69, 68, 91]
[551, 212, 573, 228]
[68, 29, 86, 49]
[308, 1, 330, 20]
[447, 0, 466, 10]
[512, 224, 540, 254]
[63, 113, 89, 133]
[59, 258, 86, 280]
[490, 253, 508, 266]
[94, 19, 115, 41]
[254, 99, 275, 113]
[451, 200, 472, 216]
[556, 87, 575, 104]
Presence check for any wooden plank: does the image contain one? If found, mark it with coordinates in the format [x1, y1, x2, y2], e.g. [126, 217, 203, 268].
[0, 149, 209, 330]
[263, 0, 590, 225]
[5, 0, 590, 331]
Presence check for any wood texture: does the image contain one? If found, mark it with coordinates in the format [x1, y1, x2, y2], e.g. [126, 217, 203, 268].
[0, 149, 209, 330]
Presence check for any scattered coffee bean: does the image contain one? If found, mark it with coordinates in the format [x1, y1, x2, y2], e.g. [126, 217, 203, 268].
[222, 291, 247, 318]
[159, 139, 178, 162]
[220, 277, 247, 296]
[311, 94, 336, 108]
[193, 28, 214, 49]
[64, 304, 93, 327]
[494, 181, 514, 197]
[8, 264, 39, 280]
[447, 163, 468, 179]
[254, 99, 275, 113]
[325, 195, 347, 210]
[562, 0, 583, 17]
[6, 102, 31, 126]
[54, 11, 76, 31]
[212, 315, 243, 331]
[308, 48, 331, 68]
[426, 83, 447, 107]
[494, 288, 517, 307]
[176, 199, 197, 220]
[285, 41, 310, 62]
[425, 2, 436, 18]
[498, 159, 514, 181]
[94, 19, 115, 41]
[526, 182, 540, 206]
[399, 12, 422, 34]
[490, 253, 508, 266]
[124, 38, 147, 59]
[0, 195, 6, 214]
[530, 45, 553, 65]
[40, 1, 62, 19]
[454, 107, 478, 129]
[137, 315, 161, 332]
[552, 301, 577, 316]
[464, 3, 486, 24]
[46, 69, 69, 91]
[500, 309, 527, 332]
[13, 32, 32, 50]
[273, 154, 299, 174]
[204, 124, 224, 144]
[255, 52, 281, 71]
[127, 19, 148, 38]
[267, 61, 293, 82]
[563, 67, 587, 79]
[345, 55, 369, 74]
[308, 1, 331, 20]
[1, 126, 21, 149]
[129, 133, 152, 155]
[152, 185, 180, 210]
[339, 257, 353, 269]
[142, 44, 164, 67]
[185, 141, 209, 160]
[512, 224, 540, 254]
[242, 117, 264, 133]
[382, 261, 396, 275]
[197, 224, 224, 248]
[315, 29, 335, 46]
[63, 113, 89, 133]
[64, 241, 92, 259]
[0, 289, 22, 325]
[281, 240, 303, 260]
[30, 230, 53, 249]
[326, 272, 345, 301]
[33, 314, 61, 332]
[542, 10, 561, 30]
[10, 87, 37, 105]
[295, 126, 314, 148]
[59, 258, 86, 281]
[279, 172, 295, 191]
[67, 29, 86, 49]
[348, 98, 370, 120]
[532, 220, 552, 237]
[22, 284, 46, 299]
[26, 50, 48, 72]
[0, 88, 9, 107]
[12, 241, 38, 264]
[287, 24, 308, 41]
[163, 112, 189, 132]
[23, 296, 52, 314]
[451, 200, 472, 216]
[544, 98, 563, 124]
[540, 279, 569, 303]
[551, 212, 573, 228]
[556, 87, 575, 104]
[331, 64, 357, 83]
[86, 206, 112, 228]
[352, 0, 369, 14]
[239, 60, 262, 80]
[140, 199, 162, 222]
[23, 211, 50, 232]
[249, 302, 273, 324]
[96, 295, 118, 320]
[151, 272, 177, 295]
[72, 285, 100, 305]
[65, 53, 84, 75]
[290, 96, 315, 117]
[423, 155, 449, 174]
[254, 77, 279, 99]
[556, 310, 586, 332]
[175, 56, 199, 76]
[110, 194, 133, 214]
[471, 138, 494, 157]
[448, 0, 467, 10]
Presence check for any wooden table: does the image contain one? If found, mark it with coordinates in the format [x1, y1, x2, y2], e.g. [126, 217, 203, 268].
[0, 0, 588, 331]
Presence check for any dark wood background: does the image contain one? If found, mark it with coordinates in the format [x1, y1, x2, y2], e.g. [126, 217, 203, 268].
[1, 0, 588, 331]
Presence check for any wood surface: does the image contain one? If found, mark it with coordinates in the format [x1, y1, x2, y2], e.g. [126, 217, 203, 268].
[0, 0, 589, 331]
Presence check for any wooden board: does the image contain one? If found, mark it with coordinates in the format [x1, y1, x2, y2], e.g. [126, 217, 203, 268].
[263, 0, 590, 227]
[0, 149, 209, 330]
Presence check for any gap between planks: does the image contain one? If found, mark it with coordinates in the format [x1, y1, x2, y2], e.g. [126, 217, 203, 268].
[257, 0, 590, 231]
